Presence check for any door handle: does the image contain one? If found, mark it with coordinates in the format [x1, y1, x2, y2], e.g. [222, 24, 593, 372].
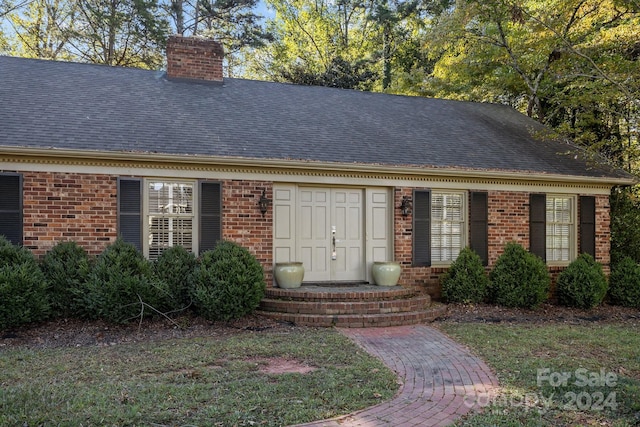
[332, 236, 337, 260]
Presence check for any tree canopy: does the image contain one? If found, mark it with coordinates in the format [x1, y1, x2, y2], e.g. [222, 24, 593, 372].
[1, 0, 638, 172]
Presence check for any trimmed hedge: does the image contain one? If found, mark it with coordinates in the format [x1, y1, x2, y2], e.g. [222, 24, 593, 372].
[191, 240, 266, 321]
[441, 247, 488, 304]
[488, 242, 550, 308]
[609, 257, 640, 308]
[81, 239, 172, 323]
[0, 236, 49, 330]
[41, 241, 92, 317]
[556, 254, 608, 309]
[154, 245, 197, 309]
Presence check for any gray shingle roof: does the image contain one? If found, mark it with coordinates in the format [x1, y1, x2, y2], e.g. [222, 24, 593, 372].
[0, 55, 632, 181]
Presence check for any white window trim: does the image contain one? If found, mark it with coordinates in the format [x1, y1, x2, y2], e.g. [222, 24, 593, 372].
[430, 190, 468, 266]
[545, 194, 577, 266]
[142, 178, 199, 259]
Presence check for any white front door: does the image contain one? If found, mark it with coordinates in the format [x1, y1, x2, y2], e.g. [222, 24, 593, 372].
[298, 187, 364, 282]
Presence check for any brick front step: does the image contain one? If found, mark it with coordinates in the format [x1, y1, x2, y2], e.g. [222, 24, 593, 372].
[258, 284, 446, 327]
[260, 296, 430, 315]
[256, 304, 447, 328]
[264, 284, 416, 302]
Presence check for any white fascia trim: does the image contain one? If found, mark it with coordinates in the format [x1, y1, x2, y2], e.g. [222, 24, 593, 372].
[0, 146, 635, 188]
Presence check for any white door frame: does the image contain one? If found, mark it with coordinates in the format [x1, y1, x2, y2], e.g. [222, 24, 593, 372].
[273, 184, 393, 283]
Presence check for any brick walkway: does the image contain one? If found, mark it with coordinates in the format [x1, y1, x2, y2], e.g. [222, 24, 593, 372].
[294, 325, 499, 427]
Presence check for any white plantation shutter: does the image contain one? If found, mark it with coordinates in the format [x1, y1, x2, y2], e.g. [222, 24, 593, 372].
[431, 192, 465, 262]
[147, 181, 194, 259]
[546, 196, 573, 262]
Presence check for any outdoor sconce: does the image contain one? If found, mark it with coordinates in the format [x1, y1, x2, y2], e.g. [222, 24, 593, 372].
[400, 196, 412, 217]
[258, 188, 271, 217]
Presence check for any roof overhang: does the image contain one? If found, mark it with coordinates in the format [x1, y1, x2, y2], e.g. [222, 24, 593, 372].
[0, 146, 636, 187]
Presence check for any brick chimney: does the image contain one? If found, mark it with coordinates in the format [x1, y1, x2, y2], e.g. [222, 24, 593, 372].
[166, 35, 224, 82]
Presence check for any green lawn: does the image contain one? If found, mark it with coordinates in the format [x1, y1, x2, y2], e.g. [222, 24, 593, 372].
[0, 328, 398, 426]
[438, 322, 640, 426]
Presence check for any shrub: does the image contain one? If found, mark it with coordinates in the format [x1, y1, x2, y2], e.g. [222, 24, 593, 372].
[609, 257, 640, 308]
[489, 242, 550, 308]
[191, 240, 266, 321]
[556, 254, 608, 309]
[0, 236, 49, 330]
[82, 239, 172, 323]
[154, 246, 197, 309]
[41, 241, 92, 317]
[441, 247, 489, 304]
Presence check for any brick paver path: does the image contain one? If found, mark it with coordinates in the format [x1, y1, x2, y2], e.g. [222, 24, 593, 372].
[295, 325, 499, 427]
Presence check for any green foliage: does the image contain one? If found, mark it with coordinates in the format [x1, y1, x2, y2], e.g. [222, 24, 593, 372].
[191, 240, 266, 321]
[610, 187, 640, 266]
[82, 239, 172, 323]
[441, 247, 488, 303]
[41, 241, 92, 317]
[609, 256, 640, 308]
[488, 242, 550, 308]
[556, 253, 608, 308]
[0, 236, 49, 330]
[154, 245, 197, 309]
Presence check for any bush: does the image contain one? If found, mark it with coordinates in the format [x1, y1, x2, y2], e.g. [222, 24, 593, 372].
[0, 236, 49, 330]
[556, 254, 608, 309]
[609, 257, 640, 308]
[154, 246, 197, 309]
[441, 247, 489, 304]
[41, 241, 92, 317]
[489, 242, 550, 308]
[82, 239, 172, 323]
[191, 240, 266, 321]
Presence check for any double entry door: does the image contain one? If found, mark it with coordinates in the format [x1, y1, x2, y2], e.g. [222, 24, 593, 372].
[273, 184, 392, 284]
[298, 187, 364, 282]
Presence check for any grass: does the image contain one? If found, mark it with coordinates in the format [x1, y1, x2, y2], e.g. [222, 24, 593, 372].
[0, 328, 398, 426]
[438, 322, 640, 426]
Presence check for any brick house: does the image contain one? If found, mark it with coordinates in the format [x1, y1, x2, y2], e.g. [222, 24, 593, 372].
[0, 36, 634, 299]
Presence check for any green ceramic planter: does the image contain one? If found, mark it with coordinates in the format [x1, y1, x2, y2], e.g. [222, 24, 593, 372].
[371, 261, 401, 286]
[274, 262, 305, 288]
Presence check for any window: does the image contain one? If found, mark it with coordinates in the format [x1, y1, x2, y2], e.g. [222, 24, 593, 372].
[147, 181, 195, 260]
[546, 195, 575, 262]
[431, 192, 466, 263]
[117, 178, 221, 260]
[413, 189, 473, 266]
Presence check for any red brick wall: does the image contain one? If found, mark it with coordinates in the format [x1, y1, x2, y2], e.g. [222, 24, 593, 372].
[594, 194, 611, 274]
[487, 191, 530, 265]
[22, 172, 117, 256]
[14, 172, 612, 297]
[396, 188, 613, 300]
[222, 180, 274, 282]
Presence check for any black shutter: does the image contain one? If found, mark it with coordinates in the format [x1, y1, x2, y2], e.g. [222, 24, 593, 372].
[530, 193, 546, 261]
[200, 181, 221, 254]
[580, 196, 596, 257]
[469, 191, 488, 266]
[0, 174, 23, 245]
[117, 178, 142, 251]
[413, 190, 431, 266]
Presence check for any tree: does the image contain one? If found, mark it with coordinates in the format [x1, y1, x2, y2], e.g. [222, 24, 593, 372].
[8, 0, 77, 60]
[422, 0, 639, 171]
[252, 0, 436, 90]
[162, 0, 272, 76]
[65, 0, 170, 68]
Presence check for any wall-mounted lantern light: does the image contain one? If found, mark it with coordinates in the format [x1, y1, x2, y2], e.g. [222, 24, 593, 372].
[258, 188, 271, 217]
[400, 196, 412, 217]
